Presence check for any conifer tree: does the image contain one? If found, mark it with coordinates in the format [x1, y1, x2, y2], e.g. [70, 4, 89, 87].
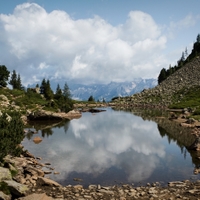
[54, 84, 62, 100]
[40, 79, 53, 100]
[40, 78, 46, 94]
[63, 82, 71, 100]
[88, 95, 95, 102]
[197, 34, 200, 43]
[185, 47, 188, 58]
[9, 70, 17, 89]
[16, 74, 22, 90]
[45, 79, 54, 100]
[158, 68, 167, 84]
[0, 65, 10, 87]
[9, 70, 23, 90]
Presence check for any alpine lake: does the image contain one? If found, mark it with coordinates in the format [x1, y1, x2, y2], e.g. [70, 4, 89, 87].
[22, 107, 200, 187]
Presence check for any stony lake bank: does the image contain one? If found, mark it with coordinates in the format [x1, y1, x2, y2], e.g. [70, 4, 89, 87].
[1, 105, 200, 199]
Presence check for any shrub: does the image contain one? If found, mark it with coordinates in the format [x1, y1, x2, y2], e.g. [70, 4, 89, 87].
[0, 111, 24, 162]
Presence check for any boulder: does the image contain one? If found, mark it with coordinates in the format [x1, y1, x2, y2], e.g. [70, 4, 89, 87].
[186, 118, 196, 124]
[0, 167, 12, 181]
[3, 180, 29, 197]
[0, 94, 8, 101]
[18, 193, 53, 200]
[4, 156, 27, 169]
[36, 177, 61, 187]
[27, 110, 63, 121]
[24, 166, 44, 177]
[33, 137, 42, 144]
[27, 109, 81, 121]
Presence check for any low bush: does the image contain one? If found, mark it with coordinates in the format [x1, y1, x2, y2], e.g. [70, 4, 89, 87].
[0, 111, 24, 162]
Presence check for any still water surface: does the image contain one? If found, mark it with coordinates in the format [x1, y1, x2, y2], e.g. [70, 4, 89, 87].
[22, 108, 200, 186]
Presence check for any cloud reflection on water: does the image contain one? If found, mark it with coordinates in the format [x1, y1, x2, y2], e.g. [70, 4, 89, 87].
[21, 109, 167, 185]
[36, 109, 166, 184]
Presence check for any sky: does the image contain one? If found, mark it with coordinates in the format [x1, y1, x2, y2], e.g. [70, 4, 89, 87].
[0, 0, 200, 86]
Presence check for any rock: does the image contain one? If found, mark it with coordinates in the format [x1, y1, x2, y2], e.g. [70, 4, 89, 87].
[24, 166, 45, 177]
[36, 177, 61, 187]
[27, 109, 81, 121]
[44, 171, 52, 174]
[0, 167, 12, 181]
[98, 189, 114, 195]
[44, 163, 51, 165]
[88, 108, 106, 113]
[33, 137, 42, 144]
[73, 185, 83, 190]
[186, 118, 196, 124]
[7, 163, 17, 173]
[188, 189, 199, 194]
[3, 180, 29, 197]
[180, 123, 193, 127]
[18, 193, 53, 200]
[83, 195, 92, 199]
[24, 151, 35, 159]
[0, 191, 11, 200]
[88, 185, 97, 190]
[73, 178, 83, 182]
[4, 156, 27, 169]
[169, 112, 178, 120]
[0, 94, 8, 101]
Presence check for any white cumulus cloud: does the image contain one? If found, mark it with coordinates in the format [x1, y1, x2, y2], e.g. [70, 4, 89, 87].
[0, 3, 167, 86]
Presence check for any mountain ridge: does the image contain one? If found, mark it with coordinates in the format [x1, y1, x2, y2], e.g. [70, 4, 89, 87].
[68, 78, 157, 101]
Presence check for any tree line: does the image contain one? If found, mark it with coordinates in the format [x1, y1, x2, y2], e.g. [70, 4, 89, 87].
[158, 33, 200, 84]
[0, 65, 73, 112]
[0, 67, 23, 89]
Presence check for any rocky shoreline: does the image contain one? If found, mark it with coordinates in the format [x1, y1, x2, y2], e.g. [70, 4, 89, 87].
[1, 151, 200, 200]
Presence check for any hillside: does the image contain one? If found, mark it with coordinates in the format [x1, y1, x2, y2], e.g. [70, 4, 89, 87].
[113, 56, 200, 108]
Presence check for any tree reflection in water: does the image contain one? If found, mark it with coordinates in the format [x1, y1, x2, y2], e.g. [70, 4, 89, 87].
[122, 107, 200, 170]
[25, 119, 70, 139]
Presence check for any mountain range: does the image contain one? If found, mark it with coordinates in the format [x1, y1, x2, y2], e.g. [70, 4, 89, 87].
[68, 78, 157, 101]
[28, 78, 157, 101]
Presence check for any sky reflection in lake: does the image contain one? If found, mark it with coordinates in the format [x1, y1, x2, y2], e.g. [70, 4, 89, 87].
[22, 108, 196, 186]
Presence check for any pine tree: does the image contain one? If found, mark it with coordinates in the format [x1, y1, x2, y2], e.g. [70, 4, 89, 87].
[197, 34, 200, 43]
[9, 70, 17, 89]
[45, 79, 53, 100]
[185, 47, 188, 58]
[40, 78, 46, 94]
[60, 82, 73, 113]
[63, 82, 71, 100]
[88, 95, 95, 102]
[158, 68, 167, 84]
[0, 65, 10, 87]
[16, 74, 22, 90]
[54, 84, 62, 100]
